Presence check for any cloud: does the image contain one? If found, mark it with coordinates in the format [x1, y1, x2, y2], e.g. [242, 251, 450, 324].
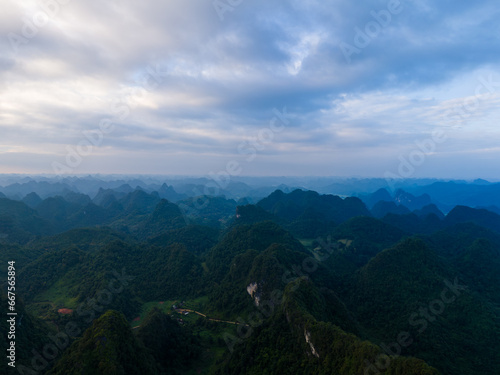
[1, 0, 500, 177]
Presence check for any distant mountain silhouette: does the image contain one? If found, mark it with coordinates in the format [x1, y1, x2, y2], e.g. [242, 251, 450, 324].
[413, 204, 445, 219]
[445, 205, 500, 233]
[360, 187, 393, 208]
[258, 189, 370, 225]
[22, 192, 42, 208]
[371, 200, 411, 218]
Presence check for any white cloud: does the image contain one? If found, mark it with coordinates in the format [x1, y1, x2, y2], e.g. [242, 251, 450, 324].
[1, 0, 500, 177]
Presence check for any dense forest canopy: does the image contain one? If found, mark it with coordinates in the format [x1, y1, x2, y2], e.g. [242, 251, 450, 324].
[1, 178, 500, 374]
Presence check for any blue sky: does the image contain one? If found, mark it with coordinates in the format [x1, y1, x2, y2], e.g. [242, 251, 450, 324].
[1, 0, 500, 178]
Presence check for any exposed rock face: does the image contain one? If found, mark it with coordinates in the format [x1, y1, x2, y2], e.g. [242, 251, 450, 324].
[246, 282, 261, 306]
[304, 328, 319, 358]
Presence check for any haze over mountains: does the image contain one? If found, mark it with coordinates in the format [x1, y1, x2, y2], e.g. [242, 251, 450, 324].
[1, 174, 500, 374]
[1, 175, 500, 211]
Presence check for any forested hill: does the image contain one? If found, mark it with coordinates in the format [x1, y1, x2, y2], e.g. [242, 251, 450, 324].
[1, 186, 500, 374]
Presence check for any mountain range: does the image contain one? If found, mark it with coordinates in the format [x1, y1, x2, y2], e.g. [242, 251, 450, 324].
[1, 177, 500, 374]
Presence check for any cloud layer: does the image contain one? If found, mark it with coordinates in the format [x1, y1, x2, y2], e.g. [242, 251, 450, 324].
[1, 0, 500, 178]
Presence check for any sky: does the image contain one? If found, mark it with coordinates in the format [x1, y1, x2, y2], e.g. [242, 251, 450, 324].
[1, 0, 500, 179]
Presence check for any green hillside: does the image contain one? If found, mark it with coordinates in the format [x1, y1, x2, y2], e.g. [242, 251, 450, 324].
[2, 188, 499, 374]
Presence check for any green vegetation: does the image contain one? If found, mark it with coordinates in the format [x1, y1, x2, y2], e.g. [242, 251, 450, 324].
[2, 188, 500, 374]
[47, 310, 158, 375]
[215, 278, 439, 375]
[0, 292, 49, 375]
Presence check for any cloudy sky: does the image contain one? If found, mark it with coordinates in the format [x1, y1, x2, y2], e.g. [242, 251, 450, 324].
[1, 0, 500, 178]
